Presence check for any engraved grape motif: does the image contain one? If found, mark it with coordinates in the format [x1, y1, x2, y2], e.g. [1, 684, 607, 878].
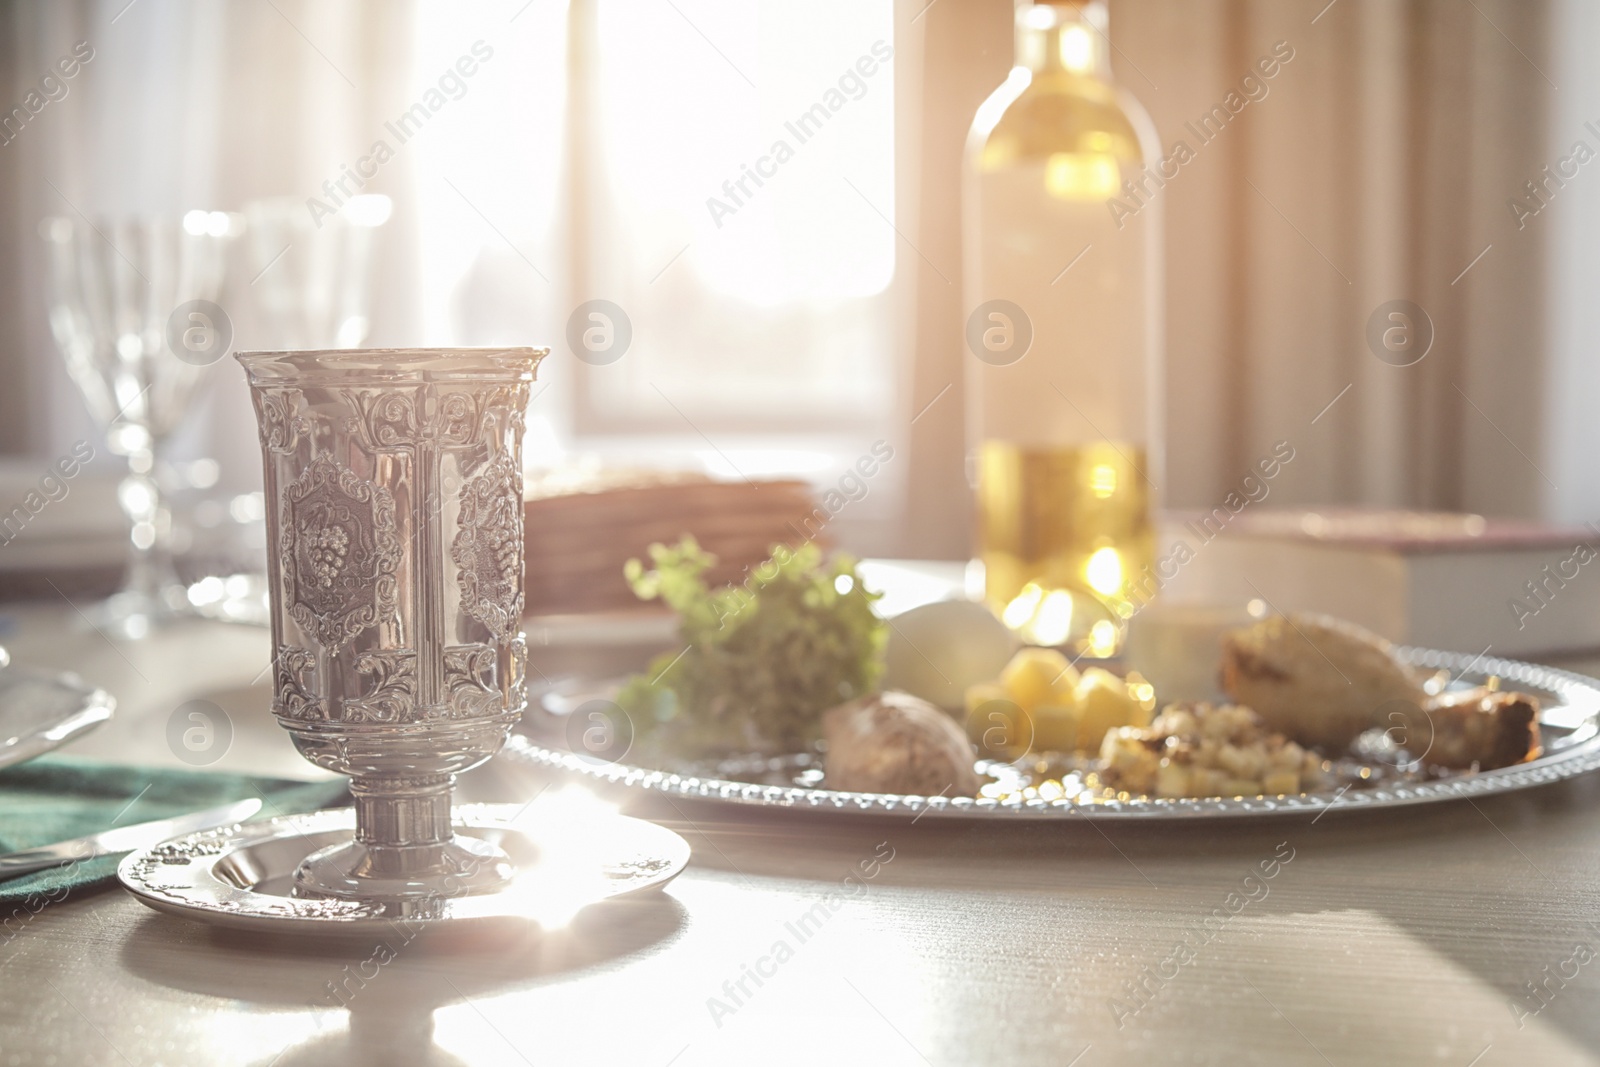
[451, 453, 524, 641]
[304, 524, 350, 589]
[282, 455, 401, 652]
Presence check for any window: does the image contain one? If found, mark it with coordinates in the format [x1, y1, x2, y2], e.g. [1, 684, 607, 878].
[412, 0, 902, 514]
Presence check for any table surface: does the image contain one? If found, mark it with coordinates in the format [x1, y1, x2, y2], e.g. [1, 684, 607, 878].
[2, 598, 1600, 1067]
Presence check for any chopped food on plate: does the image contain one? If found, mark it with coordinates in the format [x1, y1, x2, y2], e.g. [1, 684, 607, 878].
[1098, 703, 1326, 799]
[964, 647, 1155, 757]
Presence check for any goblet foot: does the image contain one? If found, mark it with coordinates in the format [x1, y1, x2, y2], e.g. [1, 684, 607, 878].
[294, 834, 515, 901]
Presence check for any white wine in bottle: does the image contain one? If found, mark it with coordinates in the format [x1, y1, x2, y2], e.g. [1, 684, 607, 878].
[964, 0, 1163, 656]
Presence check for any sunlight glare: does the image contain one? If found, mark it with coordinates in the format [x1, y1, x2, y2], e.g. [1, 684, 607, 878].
[507, 786, 620, 929]
[1085, 546, 1123, 597]
[1030, 589, 1075, 646]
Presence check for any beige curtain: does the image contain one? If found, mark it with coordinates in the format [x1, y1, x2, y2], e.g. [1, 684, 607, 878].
[903, 0, 1551, 559]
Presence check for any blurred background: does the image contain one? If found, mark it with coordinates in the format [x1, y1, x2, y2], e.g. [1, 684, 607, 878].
[0, 0, 1586, 593]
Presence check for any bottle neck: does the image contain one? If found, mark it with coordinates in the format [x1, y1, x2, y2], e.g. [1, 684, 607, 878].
[1015, 1, 1112, 80]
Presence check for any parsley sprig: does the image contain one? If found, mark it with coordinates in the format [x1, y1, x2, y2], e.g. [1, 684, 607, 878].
[617, 537, 885, 756]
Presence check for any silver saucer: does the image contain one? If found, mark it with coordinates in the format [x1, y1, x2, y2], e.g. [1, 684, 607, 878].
[117, 802, 689, 935]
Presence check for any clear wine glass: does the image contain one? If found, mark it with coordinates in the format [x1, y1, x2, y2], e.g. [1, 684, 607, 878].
[243, 194, 392, 349]
[39, 210, 240, 638]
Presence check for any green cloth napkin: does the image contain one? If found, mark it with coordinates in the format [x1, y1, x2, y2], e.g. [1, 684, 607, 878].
[0, 755, 348, 907]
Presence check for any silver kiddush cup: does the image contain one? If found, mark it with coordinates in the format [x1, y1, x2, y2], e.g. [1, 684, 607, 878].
[238, 347, 547, 899]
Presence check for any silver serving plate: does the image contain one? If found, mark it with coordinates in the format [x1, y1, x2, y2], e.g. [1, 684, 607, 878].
[503, 647, 1600, 821]
[117, 803, 690, 934]
[0, 654, 115, 770]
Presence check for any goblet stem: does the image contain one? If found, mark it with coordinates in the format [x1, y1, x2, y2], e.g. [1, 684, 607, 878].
[353, 776, 455, 853]
[294, 775, 515, 900]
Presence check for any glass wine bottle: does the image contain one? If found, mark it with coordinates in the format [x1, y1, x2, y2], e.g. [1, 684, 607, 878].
[964, 0, 1163, 656]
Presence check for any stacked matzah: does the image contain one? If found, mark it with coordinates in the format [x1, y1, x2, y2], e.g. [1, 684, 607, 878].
[522, 469, 829, 616]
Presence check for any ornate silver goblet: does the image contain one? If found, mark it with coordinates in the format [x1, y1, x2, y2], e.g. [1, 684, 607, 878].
[238, 347, 546, 899]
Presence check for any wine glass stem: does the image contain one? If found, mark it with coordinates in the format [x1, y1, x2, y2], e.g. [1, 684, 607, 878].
[118, 447, 177, 606]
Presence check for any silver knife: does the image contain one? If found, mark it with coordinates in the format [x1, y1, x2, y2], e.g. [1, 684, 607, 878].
[0, 797, 262, 882]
